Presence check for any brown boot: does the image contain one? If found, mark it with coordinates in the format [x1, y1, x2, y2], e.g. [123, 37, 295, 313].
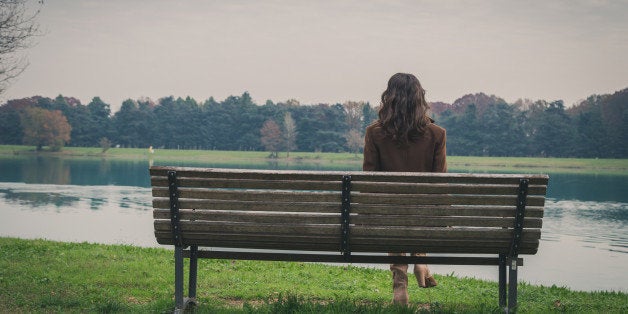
[391, 269, 409, 305]
[414, 263, 438, 288]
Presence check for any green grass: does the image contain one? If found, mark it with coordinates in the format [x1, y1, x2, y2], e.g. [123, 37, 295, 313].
[1, 145, 627, 174]
[0, 238, 626, 313]
[446, 156, 628, 174]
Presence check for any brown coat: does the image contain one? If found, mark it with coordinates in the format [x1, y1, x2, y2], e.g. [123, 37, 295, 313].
[362, 121, 447, 172]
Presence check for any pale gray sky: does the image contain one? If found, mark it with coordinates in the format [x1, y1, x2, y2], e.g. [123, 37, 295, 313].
[3, 0, 628, 111]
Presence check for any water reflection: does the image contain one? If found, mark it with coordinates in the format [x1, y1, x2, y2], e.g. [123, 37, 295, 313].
[0, 156, 366, 188]
[21, 157, 71, 185]
[0, 188, 80, 208]
[544, 199, 628, 254]
[0, 182, 154, 248]
[0, 183, 151, 212]
[546, 173, 628, 203]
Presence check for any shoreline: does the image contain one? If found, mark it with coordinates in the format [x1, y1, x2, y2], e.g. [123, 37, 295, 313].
[2, 145, 627, 175]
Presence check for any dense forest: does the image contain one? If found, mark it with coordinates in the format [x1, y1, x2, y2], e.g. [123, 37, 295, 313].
[0, 88, 626, 158]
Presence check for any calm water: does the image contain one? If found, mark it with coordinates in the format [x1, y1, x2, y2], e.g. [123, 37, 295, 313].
[0, 156, 626, 293]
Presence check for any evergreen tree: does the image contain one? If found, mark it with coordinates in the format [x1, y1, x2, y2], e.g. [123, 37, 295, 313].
[529, 101, 575, 157]
[113, 99, 144, 148]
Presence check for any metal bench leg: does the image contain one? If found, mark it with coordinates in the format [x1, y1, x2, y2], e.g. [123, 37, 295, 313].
[174, 246, 184, 313]
[499, 254, 507, 309]
[508, 258, 518, 313]
[186, 245, 199, 307]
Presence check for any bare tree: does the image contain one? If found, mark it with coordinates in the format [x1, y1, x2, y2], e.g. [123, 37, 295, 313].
[283, 112, 297, 157]
[345, 129, 363, 157]
[343, 101, 365, 131]
[0, 0, 42, 94]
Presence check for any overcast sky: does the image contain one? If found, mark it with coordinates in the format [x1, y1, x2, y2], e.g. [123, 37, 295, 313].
[3, 0, 627, 111]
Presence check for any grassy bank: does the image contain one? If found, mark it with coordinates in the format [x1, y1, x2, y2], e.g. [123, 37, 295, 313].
[2, 145, 627, 174]
[0, 238, 625, 313]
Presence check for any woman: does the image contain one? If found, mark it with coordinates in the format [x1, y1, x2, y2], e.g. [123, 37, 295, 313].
[363, 72, 447, 305]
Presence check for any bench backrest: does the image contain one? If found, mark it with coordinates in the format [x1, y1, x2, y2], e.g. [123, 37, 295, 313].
[150, 166, 548, 255]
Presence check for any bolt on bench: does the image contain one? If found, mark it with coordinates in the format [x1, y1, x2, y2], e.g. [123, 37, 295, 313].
[149, 166, 548, 313]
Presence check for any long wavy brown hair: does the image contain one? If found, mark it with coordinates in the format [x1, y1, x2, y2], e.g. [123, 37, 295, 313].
[378, 73, 430, 147]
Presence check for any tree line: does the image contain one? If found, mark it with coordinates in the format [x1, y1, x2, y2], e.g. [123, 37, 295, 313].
[0, 88, 626, 158]
[432, 90, 627, 158]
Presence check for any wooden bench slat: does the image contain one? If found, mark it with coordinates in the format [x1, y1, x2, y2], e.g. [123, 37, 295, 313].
[351, 225, 540, 239]
[149, 166, 549, 185]
[155, 240, 538, 254]
[152, 198, 544, 218]
[353, 215, 542, 228]
[352, 204, 545, 218]
[155, 232, 539, 248]
[185, 251, 514, 265]
[157, 233, 537, 254]
[153, 198, 341, 213]
[154, 220, 340, 235]
[154, 220, 540, 240]
[353, 193, 546, 207]
[152, 188, 545, 206]
[155, 231, 340, 243]
[352, 173, 548, 186]
[151, 176, 547, 196]
[152, 188, 340, 203]
[352, 245, 538, 255]
[352, 182, 547, 195]
[154, 209, 341, 224]
[151, 177, 341, 191]
[153, 209, 542, 228]
[150, 167, 344, 181]
[350, 237, 539, 247]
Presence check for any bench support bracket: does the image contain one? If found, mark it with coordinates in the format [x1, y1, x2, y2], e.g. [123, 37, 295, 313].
[341, 175, 352, 261]
[500, 178, 529, 313]
[188, 245, 199, 305]
[499, 254, 507, 308]
[168, 171, 198, 312]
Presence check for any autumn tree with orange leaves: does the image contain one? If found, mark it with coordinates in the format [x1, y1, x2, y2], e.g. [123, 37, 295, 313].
[20, 107, 71, 151]
[260, 119, 282, 158]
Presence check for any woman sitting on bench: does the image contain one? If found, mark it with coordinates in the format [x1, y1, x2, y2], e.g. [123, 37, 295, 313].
[363, 72, 447, 305]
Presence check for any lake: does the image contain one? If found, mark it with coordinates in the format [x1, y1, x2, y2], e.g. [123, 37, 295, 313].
[0, 155, 626, 293]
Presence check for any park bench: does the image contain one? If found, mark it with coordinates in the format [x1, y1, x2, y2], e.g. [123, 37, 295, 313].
[149, 166, 548, 313]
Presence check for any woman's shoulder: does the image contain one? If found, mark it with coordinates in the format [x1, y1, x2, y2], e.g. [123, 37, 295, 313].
[365, 121, 390, 142]
[426, 121, 446, 136]
[365, 121, 383, 133]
